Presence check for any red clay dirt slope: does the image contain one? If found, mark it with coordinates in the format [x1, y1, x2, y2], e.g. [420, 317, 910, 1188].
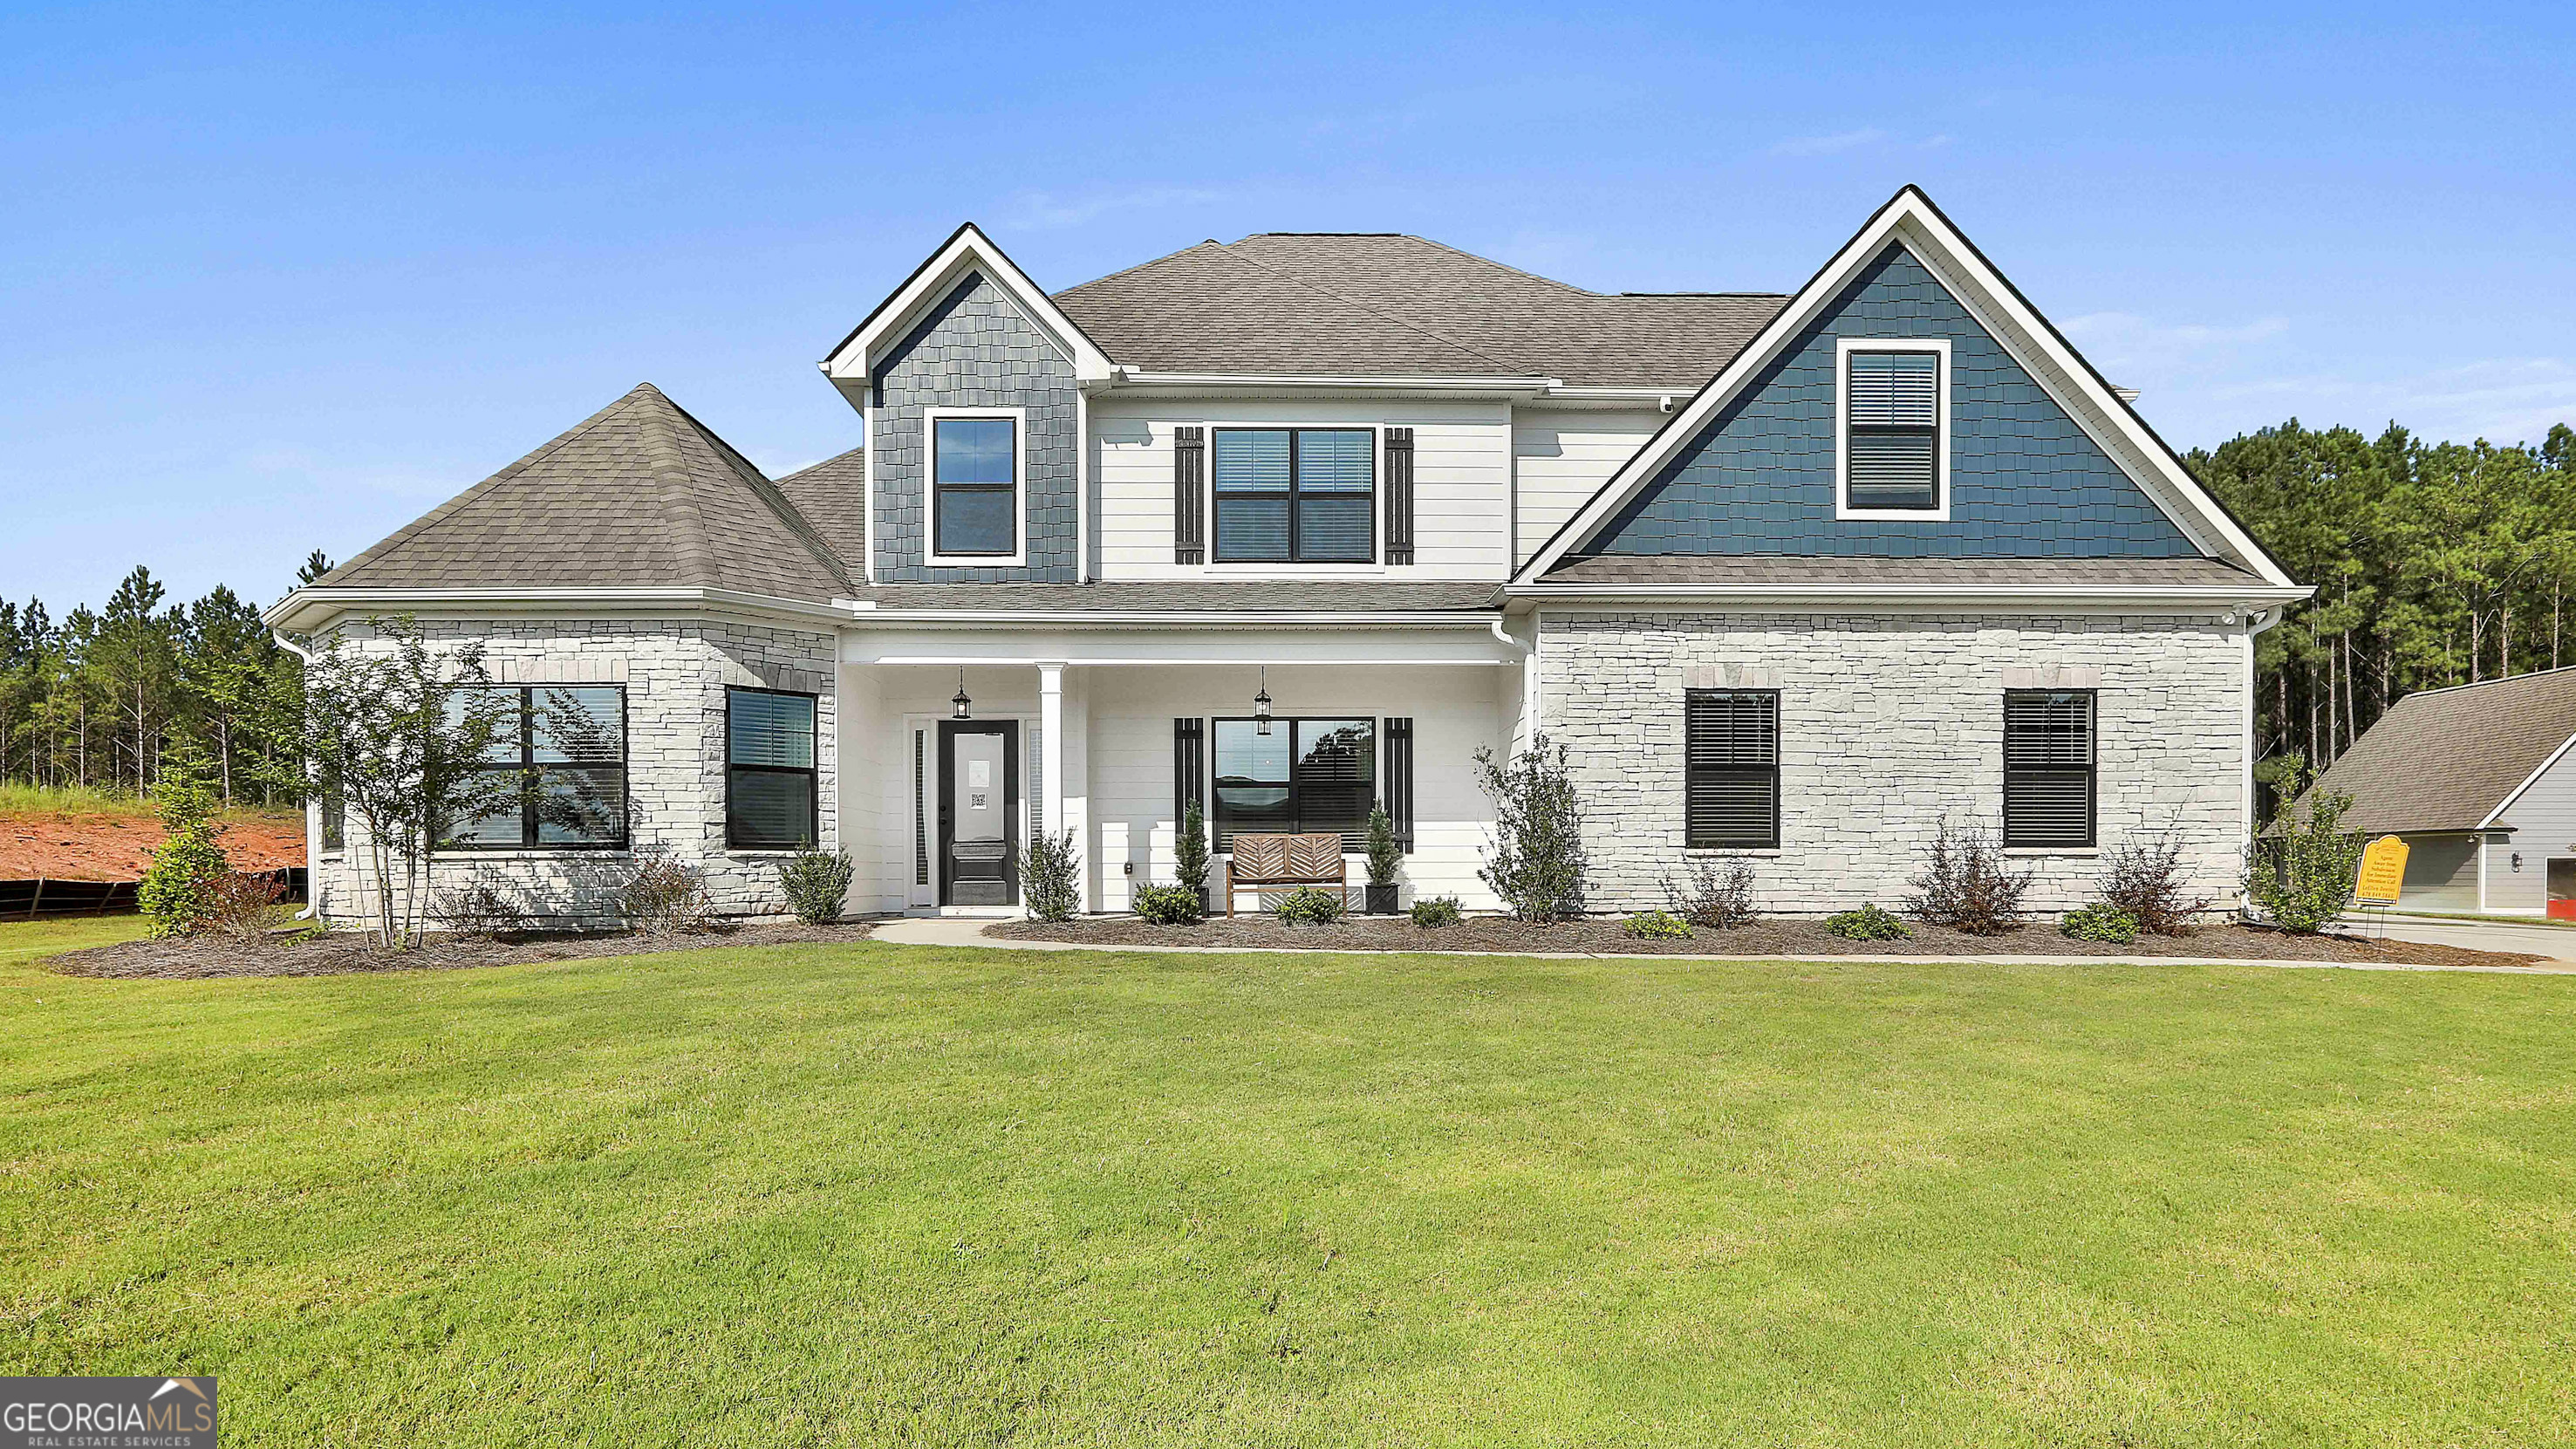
[0, 810, 304, 881]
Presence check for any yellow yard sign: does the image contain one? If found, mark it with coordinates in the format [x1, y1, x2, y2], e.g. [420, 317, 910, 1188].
[2355, 835, 2409, 906]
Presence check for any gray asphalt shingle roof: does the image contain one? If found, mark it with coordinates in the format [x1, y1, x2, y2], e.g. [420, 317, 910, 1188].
[1053, 233, 1786, 389]
[774, 445, 868, 578]
[325, 384, 851, 601]
[2305, 668, 2576, 836]
[1534, 556, 2266, 587]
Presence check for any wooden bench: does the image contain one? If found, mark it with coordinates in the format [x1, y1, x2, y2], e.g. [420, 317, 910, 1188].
[1223, 832, 1349, 916]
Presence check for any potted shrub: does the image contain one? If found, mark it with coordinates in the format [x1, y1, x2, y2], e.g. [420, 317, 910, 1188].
[1363, 803, 1402, 914]
[1175, 801, 1212, 913]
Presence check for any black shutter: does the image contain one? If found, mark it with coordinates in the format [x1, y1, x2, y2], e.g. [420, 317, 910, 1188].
[2004, 691, 2095, 847]
[913, 728, 928, 885]
[1174, 717, 1204, 818]
[1384, 427, 1415, 565]
[1685, 691, 1780, 849]
[1386, 716, 1415, 851]
[1175, 426, 1206, 564]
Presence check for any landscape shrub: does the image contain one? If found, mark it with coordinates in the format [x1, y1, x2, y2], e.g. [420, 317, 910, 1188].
[621, 855, 714, 937]
[1020, 829, 1082, 923]
[430, 874, 530, 938]
[2060, 903, 2142, 944]
[1411, 895, 1463, 928]
[2100, 827, 2213, 935]
[1364, 803, 1402, 889]
[2247, 755, 2363, 933]
[776, 848, 856, 925]
[137, 742, 231, 938]
[202, 871, 286, 946]
[1173, 802, 1211, 900]
[1131, 883, 1204, 926]
[1906, 820, 2034, 935]
[1825, 905, 1912, 941]
[1664, 856, 1759, 929]
[1274, 885, 1344, 926]
[1473, 734, 1589, 922]
[1622, 909, 1691, 940]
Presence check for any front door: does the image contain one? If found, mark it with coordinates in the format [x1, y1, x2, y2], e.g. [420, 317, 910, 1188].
[939, 721, 1019, 906]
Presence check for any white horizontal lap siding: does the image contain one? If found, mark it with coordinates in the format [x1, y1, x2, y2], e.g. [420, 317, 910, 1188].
[1076, 663, 1507, 912]
[1511, 408, 1664, 568]
[2480, 748, 2576, 912]
[1090, 397, 1511, 580]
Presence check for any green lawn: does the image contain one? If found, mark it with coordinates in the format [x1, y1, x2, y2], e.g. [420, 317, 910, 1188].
[4, 919, 2573, 1446]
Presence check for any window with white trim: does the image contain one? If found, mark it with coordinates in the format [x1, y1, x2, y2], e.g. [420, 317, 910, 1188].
[1841, 344, 1944, 515]
[931, 414, 1019, 558]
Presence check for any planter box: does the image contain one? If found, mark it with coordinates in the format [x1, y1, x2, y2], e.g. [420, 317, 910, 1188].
[1364, 884, 1400, 916]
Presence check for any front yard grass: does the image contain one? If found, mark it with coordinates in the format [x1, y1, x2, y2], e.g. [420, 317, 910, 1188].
[4, 917, 2572, 1446]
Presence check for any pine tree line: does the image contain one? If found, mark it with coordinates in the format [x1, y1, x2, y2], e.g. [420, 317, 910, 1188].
[0, 555, 331, 805]
[2189, 420, 2576, 783]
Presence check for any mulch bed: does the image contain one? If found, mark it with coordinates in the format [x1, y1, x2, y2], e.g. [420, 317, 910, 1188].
[989, 913, 2550, 969]
[44, 920, 885, 980]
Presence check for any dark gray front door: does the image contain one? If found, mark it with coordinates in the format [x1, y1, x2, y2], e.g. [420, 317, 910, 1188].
[939, 721, 1018, 906]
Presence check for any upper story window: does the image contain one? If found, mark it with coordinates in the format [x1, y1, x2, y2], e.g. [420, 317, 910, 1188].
[929, 410, 1022, 563]
[1212, 427, 1375, 563]
[1836, 338, 1949, 520]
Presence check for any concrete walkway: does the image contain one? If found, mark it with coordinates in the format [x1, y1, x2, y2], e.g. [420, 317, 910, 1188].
[871, 916, 2576, 974]
[2376, 913, 2576, 967]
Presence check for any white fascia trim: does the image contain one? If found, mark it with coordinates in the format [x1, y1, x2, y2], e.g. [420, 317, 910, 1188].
[2477, 729, 2576, 830]
[922, 406, 1029, 568]
[1834, 337, 1951, 522]
[823, 223, 1114, 387]
[1501, 583, 2311, 612]
[1513, 187, 2299, 590]
[261, 585, 855, 633]
[849, 610, 1505, 627]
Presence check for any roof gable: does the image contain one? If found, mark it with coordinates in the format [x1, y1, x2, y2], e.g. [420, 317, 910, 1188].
[322, 384, 851, 603]
[822, 223, 1113, 396]
[2310, 667, 2576, 835]
[1573, 241, 2200, 562]
[1515, 187, 2299, 588]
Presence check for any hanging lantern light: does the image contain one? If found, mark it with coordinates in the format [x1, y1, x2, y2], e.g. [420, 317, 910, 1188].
[952, 668, 973, 720]
[1254, 666, 1272, 735]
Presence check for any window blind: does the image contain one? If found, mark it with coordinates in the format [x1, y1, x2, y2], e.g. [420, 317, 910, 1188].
[1685, 690, 1779, 850]
[1845, 350, 1940, 511]
[2003, 690, 2095, 848]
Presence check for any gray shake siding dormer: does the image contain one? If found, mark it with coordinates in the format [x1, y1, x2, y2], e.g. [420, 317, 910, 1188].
[871, 272, 1081, 583]
[1583, 243, 2201, 560]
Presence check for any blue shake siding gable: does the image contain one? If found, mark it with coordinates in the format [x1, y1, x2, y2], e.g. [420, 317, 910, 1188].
[1581, 243, 2200, 559]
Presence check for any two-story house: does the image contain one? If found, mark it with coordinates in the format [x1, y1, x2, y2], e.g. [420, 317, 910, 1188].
[265, 187, 2309, 925]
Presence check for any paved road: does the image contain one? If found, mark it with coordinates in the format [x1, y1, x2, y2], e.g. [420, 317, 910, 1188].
[2374, 914, 2576, 967]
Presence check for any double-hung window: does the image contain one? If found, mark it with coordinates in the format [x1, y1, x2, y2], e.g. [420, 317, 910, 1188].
[1684, 690, 1780, 849]
[930, 413, 1020, 560]
[1839, 339, 1947, 517]
[1211, 717, 1375, 849]
[728, 687, 819, 851]
[1212, 428, 1375, 563]
[2003, 690, 2095, 848]
[444, 686, 628, 850]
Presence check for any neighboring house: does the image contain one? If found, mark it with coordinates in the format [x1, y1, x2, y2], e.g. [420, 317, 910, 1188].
[2302, 666, 2576, 916]
[263, 186, 2310, 926]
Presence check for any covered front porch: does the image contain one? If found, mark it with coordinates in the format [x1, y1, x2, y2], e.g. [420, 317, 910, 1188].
[835, 618, 1527, 916]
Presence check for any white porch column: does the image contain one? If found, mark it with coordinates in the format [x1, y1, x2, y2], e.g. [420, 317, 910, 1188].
[1039, 662, 1066, 839]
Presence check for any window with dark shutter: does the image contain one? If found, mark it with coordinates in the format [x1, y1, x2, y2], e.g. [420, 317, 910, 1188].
[1844, 349, 1941, 512]
[1212, 428, 1375, 563]
[1174, 427, 1206, 564]
[1685, 690, 1779, 850]
[1384, 428, 1415, 565]
[2003, 690, 2095, 848]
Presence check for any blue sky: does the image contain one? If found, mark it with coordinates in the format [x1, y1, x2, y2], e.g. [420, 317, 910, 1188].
[5, 2, 2573, 610]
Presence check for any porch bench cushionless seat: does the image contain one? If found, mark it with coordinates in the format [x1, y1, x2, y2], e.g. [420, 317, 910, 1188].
[1224, 833, 1349, 916]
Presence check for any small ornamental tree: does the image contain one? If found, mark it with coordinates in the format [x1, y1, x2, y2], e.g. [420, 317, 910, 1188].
[138, 739, 231, 937]
[1022, 828, 1082, 923]
[1174, 801, 1211, 900]
[1364, 803, 1402, 889]
[1474, 734, 1589, 922]
[289, 617, 521, 949]
[2248, 755, 2364, 933]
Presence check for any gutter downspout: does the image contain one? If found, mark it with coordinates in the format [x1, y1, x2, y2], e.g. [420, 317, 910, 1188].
[272, 630, 324, 921]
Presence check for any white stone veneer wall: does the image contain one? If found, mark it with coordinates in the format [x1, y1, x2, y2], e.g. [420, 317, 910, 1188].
[311, 616, 837, 927]
[1537, 611, 2251, 916]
